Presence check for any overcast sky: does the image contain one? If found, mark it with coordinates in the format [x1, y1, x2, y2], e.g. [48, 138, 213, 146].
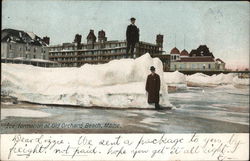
[2, 1, 249, 69]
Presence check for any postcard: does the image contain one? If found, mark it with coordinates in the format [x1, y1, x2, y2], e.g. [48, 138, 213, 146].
[1, 1, 249, 161]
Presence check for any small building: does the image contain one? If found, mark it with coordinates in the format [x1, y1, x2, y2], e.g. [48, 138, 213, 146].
[48, 30, 171, 71]
[215, 58, 226, 71]
[170, 45, 225, 71]
[1, 28, 59, 67]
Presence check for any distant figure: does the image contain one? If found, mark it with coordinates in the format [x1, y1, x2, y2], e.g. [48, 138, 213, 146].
[126, 17, 139, 58]
[145, 66, 161, 110]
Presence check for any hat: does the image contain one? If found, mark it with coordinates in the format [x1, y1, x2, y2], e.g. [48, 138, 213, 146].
[130, 17, 136, 21]
[150, 66, 155, 71]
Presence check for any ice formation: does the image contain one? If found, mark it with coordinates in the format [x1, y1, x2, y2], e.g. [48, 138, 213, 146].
[163, 71, 249, 88]
[1, 53, 171, 108]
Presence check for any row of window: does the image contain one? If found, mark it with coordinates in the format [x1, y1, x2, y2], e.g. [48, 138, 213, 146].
[9, 44, 46, 53]
[7, 53, 46, 59]
[60, 63, 76, 67]
[52, 55, 127, 62]
[173, 63, 212, 69]
[171, 55, 180, 60]
[77, 56, 124, 60]
[50, 49, 127, 56]
[50, 43, 126, 51]
[53, 58, 77, 61]
[93, 43, 126, 49]
[139, 45, 158, 50]
[49, 52, 75, 56]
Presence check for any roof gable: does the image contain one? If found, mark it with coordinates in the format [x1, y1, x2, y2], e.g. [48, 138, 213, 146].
[1, 28, 48, 46]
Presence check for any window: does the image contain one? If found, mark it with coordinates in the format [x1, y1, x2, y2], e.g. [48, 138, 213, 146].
[34, 48, 37, 52]
[180, 64, 185, 69]
[33, 55, 36, 58]
[192, 64, 196, 69]
[208, 64, 211, 69]
[20, 47, 22, 51]
[9, 44, 12, 49]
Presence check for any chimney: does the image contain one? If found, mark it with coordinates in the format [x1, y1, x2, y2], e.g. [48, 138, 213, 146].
[43, 36, 50, 45]
[98, 30, 107, 42]
[156, 34, 163, 47]
[74, 34, 82, 44]
[156, 34, 163, 50]
[74, 34, 82, 49]
[87, 29, 96, 44]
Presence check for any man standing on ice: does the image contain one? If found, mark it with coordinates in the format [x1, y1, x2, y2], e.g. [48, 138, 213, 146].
[126, 17, 139, 58]
[145, 66, 162, 110]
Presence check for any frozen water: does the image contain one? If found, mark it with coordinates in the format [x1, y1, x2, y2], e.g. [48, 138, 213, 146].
[1, 109, 51, 120]
[169, 86, 249, 126]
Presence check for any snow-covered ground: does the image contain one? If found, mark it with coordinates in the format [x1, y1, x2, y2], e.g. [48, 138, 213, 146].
[1, 54, 249, 109]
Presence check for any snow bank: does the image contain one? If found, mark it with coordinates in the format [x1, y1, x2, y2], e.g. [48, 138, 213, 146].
[164, 71, 186, 84]
[233, 76, 249, 86]
[1, 53, 172, 108]
[186, 73, 249, 87]
[186, 73, 218, 87]
[163, 71, 249, 88]
[164, 71, 187, 91]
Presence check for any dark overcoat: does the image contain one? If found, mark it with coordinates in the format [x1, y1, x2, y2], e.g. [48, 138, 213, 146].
[145, 73, 161, 103]
[126, 24, 139, 43]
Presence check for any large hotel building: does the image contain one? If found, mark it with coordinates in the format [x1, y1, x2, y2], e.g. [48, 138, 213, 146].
[48, 30, 171, 71]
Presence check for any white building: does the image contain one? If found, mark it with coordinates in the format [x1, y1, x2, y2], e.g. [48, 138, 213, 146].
[1, 28, 58, 67]
[170, 45, 226, 71]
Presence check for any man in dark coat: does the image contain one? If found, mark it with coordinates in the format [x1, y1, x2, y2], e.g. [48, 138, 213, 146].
[145, 66, 161, 110]
[126, 17, 139, 58]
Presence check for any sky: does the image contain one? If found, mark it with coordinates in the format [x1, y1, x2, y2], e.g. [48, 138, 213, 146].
[2, 1, 249, 69]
